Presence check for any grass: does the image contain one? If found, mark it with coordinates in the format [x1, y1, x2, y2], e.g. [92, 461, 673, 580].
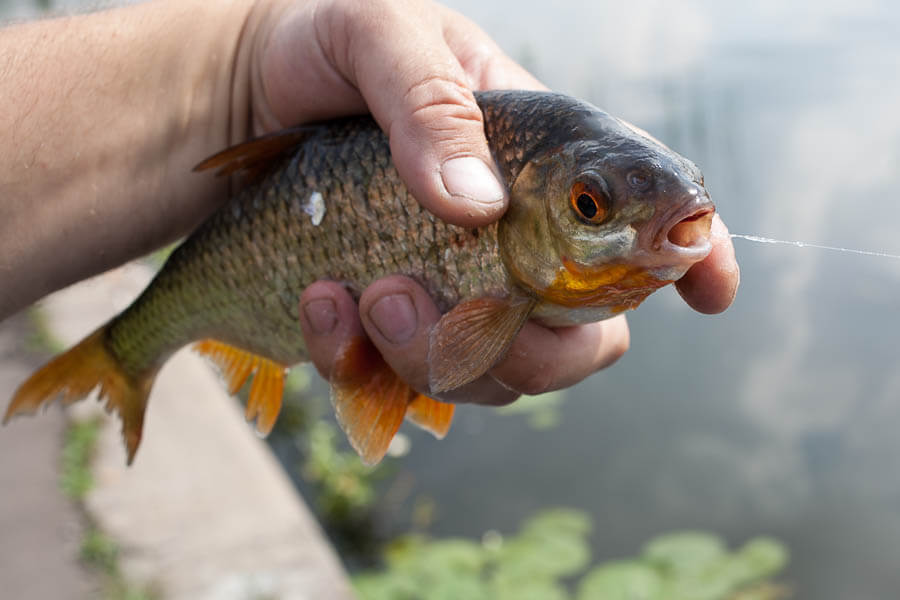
[60, 418, 100, 501]
[24, 306, 65, 355]
[59, 418, 159, 600]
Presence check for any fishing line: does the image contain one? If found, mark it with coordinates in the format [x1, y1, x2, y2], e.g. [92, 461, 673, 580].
[730, 233, 900, 260]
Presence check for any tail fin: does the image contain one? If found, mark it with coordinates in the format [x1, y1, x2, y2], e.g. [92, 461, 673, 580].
[3, 326, 155, 464]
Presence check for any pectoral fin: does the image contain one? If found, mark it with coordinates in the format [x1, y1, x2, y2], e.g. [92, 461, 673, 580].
[405, 395, 455, 439]
[428, 295, 537, 394]
[330, 336, 416, 466]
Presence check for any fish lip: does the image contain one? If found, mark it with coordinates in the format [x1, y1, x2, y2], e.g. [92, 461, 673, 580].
[657, 235, 713, 262]
[651, 200, 716, 260]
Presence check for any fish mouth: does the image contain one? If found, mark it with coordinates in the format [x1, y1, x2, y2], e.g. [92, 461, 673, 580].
[653, 202, 715, 262]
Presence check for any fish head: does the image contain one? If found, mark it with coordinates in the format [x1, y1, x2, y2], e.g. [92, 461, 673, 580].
[498, 109, 715, 326]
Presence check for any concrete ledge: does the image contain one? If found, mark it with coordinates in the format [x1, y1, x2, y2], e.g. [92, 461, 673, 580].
[0, 314, 99, 600]
[41, 264, 355, 600]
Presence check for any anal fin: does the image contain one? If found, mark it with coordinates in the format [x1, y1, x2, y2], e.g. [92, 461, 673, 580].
[194, 340, 286, 436]
[406, 395, 455, 439]
[331, 336, 416, 466]
[428, 295, 537, 394]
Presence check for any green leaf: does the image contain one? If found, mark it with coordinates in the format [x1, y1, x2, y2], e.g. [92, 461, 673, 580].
[645, 534, 790, 600]
[643, 531, 727, 574]
[368, 536, 487, 600]
[522, 508, 593, 539]
[383, 536, 429, 572]
[425, 575, 490, 600]
[494, 509, 592, 580]
[577, 561, 662, 600]
[417, 539, 486, 576]
[490, 576, 570, 600]
[735, 538, 789, 579]
[496, 391, 566, 430]
[354, 573, 416, 600]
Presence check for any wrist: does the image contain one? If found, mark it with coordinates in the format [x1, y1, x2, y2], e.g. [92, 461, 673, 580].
[0, 0, 257, 317]
[235, 0, 314, 135]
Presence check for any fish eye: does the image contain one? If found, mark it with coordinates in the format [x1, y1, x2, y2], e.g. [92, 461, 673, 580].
[626, 170, 652, 191]
[569, 181, 609, 225]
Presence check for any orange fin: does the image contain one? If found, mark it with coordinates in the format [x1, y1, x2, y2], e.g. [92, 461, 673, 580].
[406, 394, 455, 439]
[194, 340, 286, 436]
[428, 295, 537, 394]
[331, 336, 416, 466]
[3, 326, 155, 465]
[193, 126, 314, 179]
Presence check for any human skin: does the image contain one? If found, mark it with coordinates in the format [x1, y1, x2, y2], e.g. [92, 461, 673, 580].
[0, 0, 739, 405]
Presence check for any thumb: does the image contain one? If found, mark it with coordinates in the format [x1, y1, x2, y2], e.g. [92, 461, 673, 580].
[334, 1, 507, 227]
[384, 79, 507, 227]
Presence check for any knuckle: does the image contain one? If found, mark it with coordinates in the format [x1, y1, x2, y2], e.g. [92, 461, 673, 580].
[510, 358, 557, 396]
[603, 327, 630, 367]
[404, 75, 483, 132]
[456, 41, 502, 81]
[479, 386, 520, 407]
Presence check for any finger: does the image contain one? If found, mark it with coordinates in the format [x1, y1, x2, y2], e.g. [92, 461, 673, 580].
[489, 315, 631, 396]
[297, 280, 365, 381]
[359, 276, 519, 406]
[324, 0, 509, 227]
[255, 1, 370, 132]
[675, 214, 740, 314]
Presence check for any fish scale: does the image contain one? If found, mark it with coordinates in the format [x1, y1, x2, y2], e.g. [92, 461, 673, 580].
[104, 108, 510, 376]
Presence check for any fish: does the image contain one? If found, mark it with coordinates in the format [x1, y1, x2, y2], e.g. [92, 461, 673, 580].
[3, 91, 715, 466]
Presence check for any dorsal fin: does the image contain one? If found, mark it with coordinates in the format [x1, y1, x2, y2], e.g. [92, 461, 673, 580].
[193, 126, 314, 178]
[194, 340, 286, 436]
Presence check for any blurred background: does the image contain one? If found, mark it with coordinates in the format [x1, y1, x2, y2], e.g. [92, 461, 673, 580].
[4, 0, 900, 599]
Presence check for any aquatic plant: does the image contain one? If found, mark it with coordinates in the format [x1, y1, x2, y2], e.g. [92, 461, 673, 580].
[353, 509, 789, 600]
[495, 390, 567, 430]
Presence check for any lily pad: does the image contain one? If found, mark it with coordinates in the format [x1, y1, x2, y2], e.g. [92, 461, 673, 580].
[577, 561, 662, 600]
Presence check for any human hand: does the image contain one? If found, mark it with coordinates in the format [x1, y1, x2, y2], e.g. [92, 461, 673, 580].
[244, 0, 739, 404]
[249, 0, 538, 226]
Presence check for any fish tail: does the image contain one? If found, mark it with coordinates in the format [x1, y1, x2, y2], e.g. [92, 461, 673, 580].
[3, 325, 155, 465]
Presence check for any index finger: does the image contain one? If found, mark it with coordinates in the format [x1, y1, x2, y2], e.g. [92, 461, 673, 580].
[675, 214, 740, 314]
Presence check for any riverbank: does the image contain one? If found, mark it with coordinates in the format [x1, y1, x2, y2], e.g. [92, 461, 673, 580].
[0, 264, 354, 599]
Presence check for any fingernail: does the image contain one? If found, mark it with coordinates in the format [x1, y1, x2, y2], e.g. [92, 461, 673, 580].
[441, 156, 505, 206]
[368, 293, 417, 345]
[302, 298, 337, 335]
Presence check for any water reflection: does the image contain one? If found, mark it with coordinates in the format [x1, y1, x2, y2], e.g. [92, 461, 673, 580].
[388, 2, 900, 598]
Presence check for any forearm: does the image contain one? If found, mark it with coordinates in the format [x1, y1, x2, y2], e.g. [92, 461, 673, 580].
[0, 0, 257, 319]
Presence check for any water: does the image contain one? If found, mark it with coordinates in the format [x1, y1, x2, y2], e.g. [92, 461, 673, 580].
[370, 2, 900, 599]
